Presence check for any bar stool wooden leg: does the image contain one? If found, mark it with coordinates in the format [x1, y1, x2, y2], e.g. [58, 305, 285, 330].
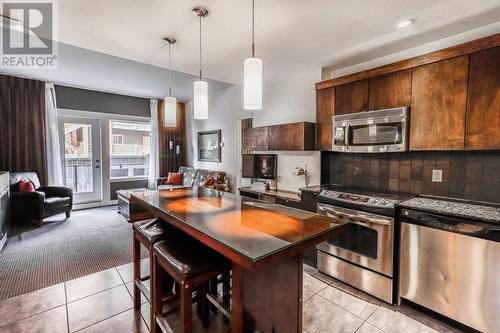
[152, 253, 164, 333]
[196, 285, 202, 317]
[209, 277, 218, 314]
[132, 234, 141, 310]
[222, 272, 231, 324]
[201, 281, 210, 327]
[180, 283, 192, 333]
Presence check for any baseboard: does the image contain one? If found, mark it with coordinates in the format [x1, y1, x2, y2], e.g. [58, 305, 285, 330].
[73, 201, 117, 211]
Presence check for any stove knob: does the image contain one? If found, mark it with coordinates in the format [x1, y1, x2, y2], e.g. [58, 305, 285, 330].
[373, 199, 379, 204]
[382, 200, 388, 205]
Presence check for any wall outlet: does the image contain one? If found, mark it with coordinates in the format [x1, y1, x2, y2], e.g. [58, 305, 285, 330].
[432, 169, 443, 182]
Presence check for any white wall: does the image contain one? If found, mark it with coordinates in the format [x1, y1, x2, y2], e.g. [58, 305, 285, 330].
[252, 68, 322, 192]
[185, 68, 323, 193]
[321, 22, 500, 80]
[185, 85, 243, 192]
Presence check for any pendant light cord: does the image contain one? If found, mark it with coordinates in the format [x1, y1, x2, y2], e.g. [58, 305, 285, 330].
[199, 16, 202, 80]
[252, 0, 255, 57]
[168, 42, 172, 97]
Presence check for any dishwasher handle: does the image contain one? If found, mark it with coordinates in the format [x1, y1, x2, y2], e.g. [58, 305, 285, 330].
[401, 209, 500, 241]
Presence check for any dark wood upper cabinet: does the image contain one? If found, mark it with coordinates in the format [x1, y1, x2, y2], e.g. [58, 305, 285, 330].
[242, 126, 269, 151]
[243, 122, 315, 151]
[334, 79, 368, 115]
[315, 36, 499, 152]
[269, 122, 315, 151]
[316, 87, 334, 150]
[410, 56, 469, 150]
[368, 70, 412, 110]
[466, 46, 500, 150]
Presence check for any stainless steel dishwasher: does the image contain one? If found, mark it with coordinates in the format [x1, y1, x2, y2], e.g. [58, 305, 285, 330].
[399, 203, 500, 333]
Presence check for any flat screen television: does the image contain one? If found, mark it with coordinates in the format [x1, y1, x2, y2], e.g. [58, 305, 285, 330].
[242, 154, 277, 179]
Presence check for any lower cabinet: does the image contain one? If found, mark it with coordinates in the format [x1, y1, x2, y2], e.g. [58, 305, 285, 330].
[239, 189, 260, 200]
[239, 189, 305, 210]
[276, 198, 302, 210]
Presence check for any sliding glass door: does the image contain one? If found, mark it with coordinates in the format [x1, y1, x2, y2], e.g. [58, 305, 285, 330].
[58, 116, 102, 204]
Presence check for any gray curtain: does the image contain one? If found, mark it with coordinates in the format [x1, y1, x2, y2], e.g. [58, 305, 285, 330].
[0, 74, 48, 186]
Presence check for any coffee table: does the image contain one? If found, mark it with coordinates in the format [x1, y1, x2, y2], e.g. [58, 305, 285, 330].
[117, 188, 148, 221]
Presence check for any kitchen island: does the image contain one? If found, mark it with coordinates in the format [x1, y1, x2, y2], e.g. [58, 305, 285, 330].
[129, 187, 347, 333]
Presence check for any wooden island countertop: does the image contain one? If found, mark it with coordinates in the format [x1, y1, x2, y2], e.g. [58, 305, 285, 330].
[129, 187, 347, 333]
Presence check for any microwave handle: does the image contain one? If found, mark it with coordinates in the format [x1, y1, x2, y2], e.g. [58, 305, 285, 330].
[345, 122, 351, 149]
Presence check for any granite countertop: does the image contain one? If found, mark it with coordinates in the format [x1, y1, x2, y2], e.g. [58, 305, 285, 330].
[239, 187, 301, 202]
[399, 197, 500, 225]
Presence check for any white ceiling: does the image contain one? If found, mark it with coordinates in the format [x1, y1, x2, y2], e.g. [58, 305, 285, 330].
[1, 0, 499, 100]
[54, 0, 500, 84]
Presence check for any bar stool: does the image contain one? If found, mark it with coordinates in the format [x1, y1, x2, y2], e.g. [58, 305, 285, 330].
[132, 218, 176, 316]
[151, 237, 231, 333]
[209, 273, 231, 322]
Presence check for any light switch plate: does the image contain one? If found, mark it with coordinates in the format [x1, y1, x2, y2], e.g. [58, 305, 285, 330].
[432, 169, 443, 182]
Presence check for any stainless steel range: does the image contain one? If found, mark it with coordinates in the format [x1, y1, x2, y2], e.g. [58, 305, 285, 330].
[316, 186, 407, 303]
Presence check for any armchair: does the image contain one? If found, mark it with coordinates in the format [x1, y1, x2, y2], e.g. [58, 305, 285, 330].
[9, 172, 73, 228]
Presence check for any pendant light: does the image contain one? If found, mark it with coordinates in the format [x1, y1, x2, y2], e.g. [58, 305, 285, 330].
[192, 7, 209, 120]
[163, 37, 177, 127]
[244, 0, 263, 110]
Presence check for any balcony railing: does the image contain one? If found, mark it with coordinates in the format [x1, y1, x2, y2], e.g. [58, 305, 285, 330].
[65, 155, 150, 192]
[65, 158, 92, 193]
[110, 155, 150, 179]
[111, 144, 150, 155]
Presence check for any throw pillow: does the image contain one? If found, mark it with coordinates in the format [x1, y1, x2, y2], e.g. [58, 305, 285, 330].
[19, 179, 35, 192]
[166, 172, 183, 185]
[202, 177, 215, 187]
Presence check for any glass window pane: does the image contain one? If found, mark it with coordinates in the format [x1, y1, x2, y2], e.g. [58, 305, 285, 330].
[350, 123, 402, 146]
[63, 123, 93, 193]
[327, 223, 378, 259]
[110, 120, 151, 179]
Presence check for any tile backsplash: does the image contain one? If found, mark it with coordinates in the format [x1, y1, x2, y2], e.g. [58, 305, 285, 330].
[321, 151, 500, 203]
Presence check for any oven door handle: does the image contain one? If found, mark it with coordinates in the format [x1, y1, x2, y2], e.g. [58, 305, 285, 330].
[318, 205, 391, 226]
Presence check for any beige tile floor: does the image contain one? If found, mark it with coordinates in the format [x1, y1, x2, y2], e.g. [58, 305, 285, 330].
[0, 261, 467, 333]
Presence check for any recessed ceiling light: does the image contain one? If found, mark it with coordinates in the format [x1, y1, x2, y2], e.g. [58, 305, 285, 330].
[396, 19, 415, 29]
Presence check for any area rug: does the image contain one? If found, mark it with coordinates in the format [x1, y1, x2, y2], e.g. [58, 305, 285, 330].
[0, 205, 147, 300]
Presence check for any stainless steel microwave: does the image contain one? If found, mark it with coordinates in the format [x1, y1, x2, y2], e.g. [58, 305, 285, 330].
[332, 107, 409, 153]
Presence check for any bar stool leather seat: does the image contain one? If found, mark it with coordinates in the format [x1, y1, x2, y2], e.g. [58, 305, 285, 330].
[151, 237, 231, 333]
[132, 217, 177, 325]
[153, 238, 225, 278]
[133, 218, 174, 245]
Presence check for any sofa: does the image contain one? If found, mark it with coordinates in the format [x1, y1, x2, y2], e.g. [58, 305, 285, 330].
[9, 172, 73, 228]
[157, 167, 229, 192]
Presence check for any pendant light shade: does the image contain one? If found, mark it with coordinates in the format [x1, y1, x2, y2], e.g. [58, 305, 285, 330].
[244, 57, 263, 110]
[244, 0, 263, 110]
[193, 80, 208, 119]
[193, 7, 209, 120]
[163, 37, 177, 127]
[164, 96, 177, 126]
